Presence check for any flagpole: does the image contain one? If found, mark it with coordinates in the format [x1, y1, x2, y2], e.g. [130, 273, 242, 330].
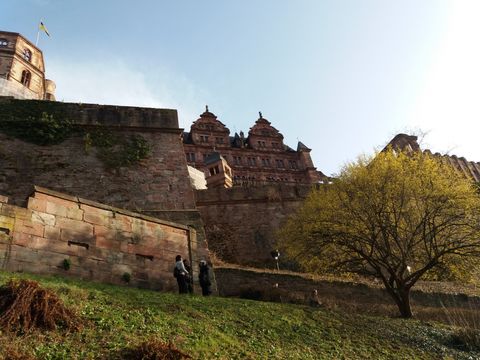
[36, 19, 42, 47]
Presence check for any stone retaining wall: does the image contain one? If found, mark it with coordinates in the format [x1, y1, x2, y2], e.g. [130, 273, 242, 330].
[0, 186, 204, 291]
[215, 267, 477, 310]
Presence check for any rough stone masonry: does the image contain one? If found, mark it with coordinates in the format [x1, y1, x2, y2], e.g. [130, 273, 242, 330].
[0, 97, 211, 291]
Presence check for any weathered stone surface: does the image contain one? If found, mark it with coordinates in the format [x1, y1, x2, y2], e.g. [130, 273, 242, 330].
[32, 210, 56, 226]
[195, 184, 313, 266]
[0, 188, 206, 292]
[0, 99, 195, 212]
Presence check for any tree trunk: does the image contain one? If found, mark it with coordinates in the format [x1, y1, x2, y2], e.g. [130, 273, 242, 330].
[395, 288, 413, 318]
[384, 285, 413, 318]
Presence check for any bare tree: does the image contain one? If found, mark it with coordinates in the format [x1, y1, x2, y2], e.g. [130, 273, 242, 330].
[279, 151, 480, 318]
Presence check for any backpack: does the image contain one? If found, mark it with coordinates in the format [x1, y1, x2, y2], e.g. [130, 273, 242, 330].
[173, 266, 180, 278]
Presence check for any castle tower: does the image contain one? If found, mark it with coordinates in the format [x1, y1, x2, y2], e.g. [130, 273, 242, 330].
[205, 152, 233, 189]
[0, 30, 55, 100]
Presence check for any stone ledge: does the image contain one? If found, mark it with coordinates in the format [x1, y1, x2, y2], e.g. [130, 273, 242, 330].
[31, 186, 191, 231]
[0, 97, 179, 130]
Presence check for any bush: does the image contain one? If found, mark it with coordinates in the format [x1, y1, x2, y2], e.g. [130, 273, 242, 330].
[62, 259, 71, 271]
[122, 273, 131, 283]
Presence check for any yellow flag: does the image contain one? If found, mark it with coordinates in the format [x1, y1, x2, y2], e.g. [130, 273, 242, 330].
[39, 22, 50, 37]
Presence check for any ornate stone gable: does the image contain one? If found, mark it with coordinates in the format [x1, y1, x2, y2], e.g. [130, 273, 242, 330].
[247, 113, 284, 139]
[190, 106, 230, 147]
[247, 113, 285, 151]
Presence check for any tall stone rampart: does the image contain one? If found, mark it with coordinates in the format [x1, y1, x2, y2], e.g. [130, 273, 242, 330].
[0, 97, 193, 210]
[0, 97, 213, 286]
[195, 184, 315, 266]
[0, 187, 204, 291]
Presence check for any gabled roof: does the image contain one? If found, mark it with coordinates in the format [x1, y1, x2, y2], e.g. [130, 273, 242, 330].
[205, 152, 227, 165]
[297, 141, 311, 152]
[182, 132, 193, 144]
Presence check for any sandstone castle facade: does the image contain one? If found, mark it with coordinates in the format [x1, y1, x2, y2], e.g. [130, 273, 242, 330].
[183, 107, 326, 186]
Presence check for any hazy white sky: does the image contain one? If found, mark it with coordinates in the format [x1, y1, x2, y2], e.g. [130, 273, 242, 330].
[2, 1, 480, 175]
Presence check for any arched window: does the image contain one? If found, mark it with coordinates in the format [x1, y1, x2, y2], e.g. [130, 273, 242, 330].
[21, 70, 31, 87]
[22, 48, 32, 62]
[0, 39, 8, 47]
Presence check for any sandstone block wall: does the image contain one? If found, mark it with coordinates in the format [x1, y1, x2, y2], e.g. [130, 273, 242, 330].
[195, 184, 314, 266]
[0, 97, 193, 211]
[0, 187, 202, 291]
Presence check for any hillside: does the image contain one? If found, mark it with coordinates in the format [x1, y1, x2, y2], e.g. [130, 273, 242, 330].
[0, 271, 478, 360]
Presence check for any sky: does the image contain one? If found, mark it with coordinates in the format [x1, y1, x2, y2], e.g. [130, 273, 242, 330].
[2, 0, 480, 176]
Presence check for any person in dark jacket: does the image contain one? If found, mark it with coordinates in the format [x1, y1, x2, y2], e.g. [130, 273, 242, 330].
[198, 260, 212, 296]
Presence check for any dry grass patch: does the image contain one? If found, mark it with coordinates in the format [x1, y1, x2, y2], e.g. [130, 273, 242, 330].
[121, 339, 192, 360]
[0, 279, 81, 333]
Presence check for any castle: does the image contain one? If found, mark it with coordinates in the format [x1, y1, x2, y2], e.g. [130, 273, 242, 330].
[183, 107, 326, 186]
[5, 30, 478, 289]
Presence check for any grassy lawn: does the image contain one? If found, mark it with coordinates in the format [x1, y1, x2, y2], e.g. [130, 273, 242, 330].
[0, 271, 477, 359]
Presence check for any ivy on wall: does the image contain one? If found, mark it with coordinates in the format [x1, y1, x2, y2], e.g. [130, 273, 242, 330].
[1, 113, 73, 145]
[0, 100, 151, 168]
[84, 130, 151, 168]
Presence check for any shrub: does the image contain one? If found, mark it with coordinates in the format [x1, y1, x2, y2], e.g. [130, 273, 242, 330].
[62, 259, 71, 271]
[122, 273, 131, 283]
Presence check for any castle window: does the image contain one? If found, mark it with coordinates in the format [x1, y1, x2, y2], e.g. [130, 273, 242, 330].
[247, 157, 256, 166]
[199, 135, 209, 143]
[0, 39, 7, 47]
[233, 156, 242, 165]
[258, 141, 266, 148]
[262, 158, 271, 167]
[215, 137, 224, 144]
[209, 165, 220, 176]
[276, 159, 285, 168]
[23, 48, 32, 62]
[20, 70, 31, 87]
[289, 160, 298, 169]
[186, 153, 196, 162]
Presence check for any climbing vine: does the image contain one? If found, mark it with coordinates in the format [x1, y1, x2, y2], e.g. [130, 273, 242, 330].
[0, 112, 73, 145]
[84, 129, 151, 168]
[0, 99, 152, 168]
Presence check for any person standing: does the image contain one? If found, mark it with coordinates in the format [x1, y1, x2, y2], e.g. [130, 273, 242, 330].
[183, 259, 194, 294]
[198, 260, 212, 296]
[174, 255, 189, 294]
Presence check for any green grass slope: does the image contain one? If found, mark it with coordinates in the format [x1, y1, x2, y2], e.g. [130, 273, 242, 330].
[0, 271, 477, 360]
